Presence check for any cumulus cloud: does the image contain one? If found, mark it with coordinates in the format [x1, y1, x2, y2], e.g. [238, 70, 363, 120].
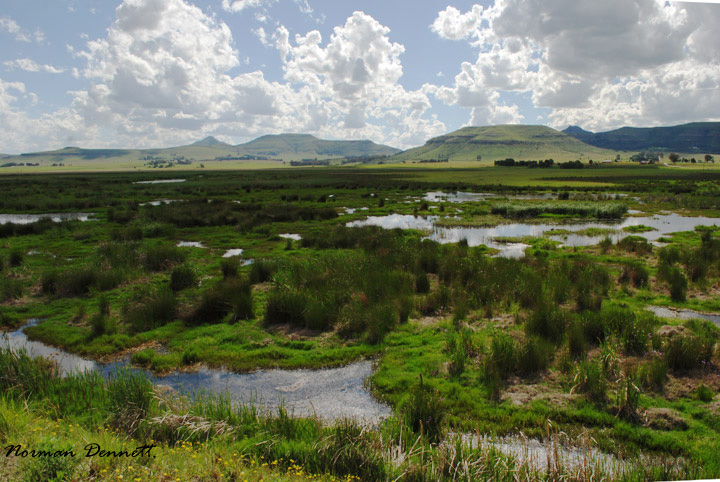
[0, 15, 45, 43]
[4, 58, 65, 74]
[430, 0, 720, 131]
[1, 1, 442, 151]
[431, 5, 484, 42]
[221, 0, 270, 13]
[276, 11, 445, 147]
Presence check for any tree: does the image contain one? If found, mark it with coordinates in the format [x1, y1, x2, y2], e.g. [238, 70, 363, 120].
[668, 153, 680, 163]
[705, 154, 715, 163]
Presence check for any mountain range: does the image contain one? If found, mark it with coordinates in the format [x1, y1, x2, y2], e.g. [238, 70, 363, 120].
[563, 122, 720, 153]
[2, 122, 717, 168]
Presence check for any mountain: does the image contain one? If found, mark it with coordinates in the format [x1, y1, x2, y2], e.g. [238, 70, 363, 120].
[236, 133, 400, 160]
[190, 136, 234, 148]
[0, 133, 400, 168]
[563, 122, 720, 153]
[392, 125, 616, 163]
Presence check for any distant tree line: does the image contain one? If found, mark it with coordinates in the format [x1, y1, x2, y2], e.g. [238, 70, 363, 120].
[494, 158, 555, 168]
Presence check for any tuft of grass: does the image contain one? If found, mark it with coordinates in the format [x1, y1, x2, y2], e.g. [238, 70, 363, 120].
[125, 289, 177, 333]
[169, 264, 196, 291]
[188, 277, 253, 325]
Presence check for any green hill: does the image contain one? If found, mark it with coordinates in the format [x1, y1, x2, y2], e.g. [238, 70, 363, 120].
[236, 133, 400, 160]
[1, 134, 399, 168]
[392, 125, 617, 163]
[563, 122, 720, 153]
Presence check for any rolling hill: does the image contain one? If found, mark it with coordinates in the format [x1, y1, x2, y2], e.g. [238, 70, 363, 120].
[0, 134, 400, 168]
[237, 134, 400, 160]
[563, 122, 720, 153]
[392, 125, 618, 163]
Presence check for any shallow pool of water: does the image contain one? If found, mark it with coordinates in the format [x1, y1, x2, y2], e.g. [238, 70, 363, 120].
[347, 213, 720, 258]
[177, 241, 205, 248]
[133, 179, 186, 184]
[646, 306, 720, 328]
[0, 322, 390, 421]
[278, 233, 302, 241]
[222, 248, 244, 258]
[0, 212, 93, 224]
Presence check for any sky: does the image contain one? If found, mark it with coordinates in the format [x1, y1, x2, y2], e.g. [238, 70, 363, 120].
[1, 0, 719, 153]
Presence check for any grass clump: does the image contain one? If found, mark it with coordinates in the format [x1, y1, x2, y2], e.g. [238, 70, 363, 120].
[664, 334, 713, 372]
[142, 244, 185, 272]
[572, 359, 607, 406]
[188, 277, 253, 325]
[401, 376, 445, 443]
[169, 264, 196, 291]
[125, 289, 177, 333]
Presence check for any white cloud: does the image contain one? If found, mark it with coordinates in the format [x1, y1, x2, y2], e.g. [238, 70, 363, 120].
[221, 0, 270, 12]
[4, 58, 65, 74]
[0, 16, 45, 43]
[1, 1, 441, 151]
[430, 0, 720, 131]
[431, 5, 484, 42]
[276, 11, 445, 147]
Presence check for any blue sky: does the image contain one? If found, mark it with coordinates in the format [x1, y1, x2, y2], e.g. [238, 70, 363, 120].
[1, 0, 719, 153]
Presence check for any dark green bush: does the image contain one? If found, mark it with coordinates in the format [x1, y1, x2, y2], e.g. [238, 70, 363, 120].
[414, 272, 430, 293]
[126, 289, 177, 333]
[665, 334, 713, 372]
[525, 304, 569, 344]
[8, 248, 23, 267]
[517, 336, 553, 376]
[573, 360, 607, 406]
[143, 244, 185, 272]
[189, 278, 253, 325]
[619, 261, 649, 288]
[401, 376, 445, 442]
[170, 264, 196, 291]
[658, 263, 688, 302]
[220, 259, 238, 279]
[249, 259, 277, 284]
[568, 318, 587, 359]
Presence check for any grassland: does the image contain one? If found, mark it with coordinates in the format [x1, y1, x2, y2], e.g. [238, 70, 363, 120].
[1, 166, 720, 481]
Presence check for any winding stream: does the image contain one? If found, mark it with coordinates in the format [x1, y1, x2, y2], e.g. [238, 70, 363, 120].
[0, 321, 390, 421]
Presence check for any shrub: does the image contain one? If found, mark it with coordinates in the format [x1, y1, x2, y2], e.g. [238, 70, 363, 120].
[401, 376, 444, 442]
[599, 236, 613, 253]
[8, 248, 23, 267]
[365, 302, 397, 344]
[619, 261, 649, 288]
[143, 244, 185, 272]
[182, 349, 200, 365]
[170, 264, 196, 291]
[220, 259, 238, 279]
[131, 349, 155, 367]
[107, 369, 154, 434]
[621, 315, 652, 356]
[572, 360, 607, 406]
[189, 278, 253, 325]
[694, 384, 715, 402]
[1, 278, 23, 301]
[126, 289, 177, 333]
[525, 304, 568, 344]
[658, 263, 688, 302]
[567, 318, 587, 359]
[414, 272, 430, 293]
[56, 267, 97, 297]
[487, 333, 516, 379]
[637, 357, 667, 392]
[517, 336, 553, 376]
[665, 334, 713, 372]
[616, 371, 642, 422]
[617, 236, 652, 255]
[249, 259, 277, 284]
